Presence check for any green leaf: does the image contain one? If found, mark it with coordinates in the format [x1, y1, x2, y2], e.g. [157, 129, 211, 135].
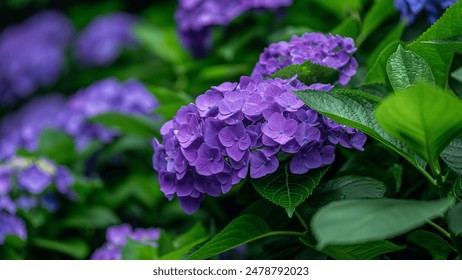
[441, 138, 462, 175]
[311, 198, 454, 247]
[357, 0, 396, 44]
[310, 176, 387, 206]
[407, 230, 454, 259]
[447, 201, 462, 236]
[365, 40, 403, 86]
[121, 239, 159, 260]
[32, 238, 89, 259]
[295, 89, 426, 171]
[330, 17, 359, 38]
[386, 45, 435, 91]
[452, 67, 462, 84]
[37, 129, 76, 164]
[375, 83, 462, 171]
[251, 165, 329, 217]
[59, 206, 120, 229]
[89, 111, 159, 138]
[161, 223, 209, 260]
[367, 23, 406, 71]
[269, 60, 339, 86]
[407, 1, 462, 87]
[186, 214, 271, 260]
[312, 0, 362, 19]
[134, 23, 188, 65]
[323, 240, 404, 260]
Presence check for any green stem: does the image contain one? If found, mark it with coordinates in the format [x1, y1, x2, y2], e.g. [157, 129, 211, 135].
[416, 164, 438, 186]
[426, 220, 451, 239]
[294, 210, 309, 231]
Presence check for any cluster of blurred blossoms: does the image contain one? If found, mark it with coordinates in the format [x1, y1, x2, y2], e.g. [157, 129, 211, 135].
[175, 0, 293, 57]
[394, 0, 457, 24]
[0, 78, 159, 156]
[74, 12, 139, 67]
[153, 32, 366, 214]
[0, 11, 73, 105]
[0, 10, 140, 106]
[91, 224, 160, 260]
[0, 156, 74, 244]
[58, 78, 159, 150]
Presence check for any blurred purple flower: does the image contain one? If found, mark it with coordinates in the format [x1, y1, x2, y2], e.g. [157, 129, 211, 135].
[394, 0, 456, 24]
[175, 0, 293, 57]
[58, 78, 159, 150]
[75, 12, 138, 67]
[0, 94, 66, 160]
[0, 11, 74, 105]
[91, 224, 160, 260]
[0, 213, 27, 244]
[251, 32, 358, 85]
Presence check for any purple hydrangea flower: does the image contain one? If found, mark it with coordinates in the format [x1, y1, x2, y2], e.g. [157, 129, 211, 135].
[394, 0, 457, 24]
[175, 0, 293, 57]
[90, 224, 161, 260]
[75, 12, 138, 67]
[251, 32, 358, 85]
[0, 213, 27, 244]
[153, 75, 366, 214]
[0, 95, 66, 160]
[58, 78, 159, 150]
[0, 11, 74, 105]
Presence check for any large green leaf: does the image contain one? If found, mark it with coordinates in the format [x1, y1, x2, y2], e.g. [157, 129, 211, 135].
[186, 214, 271, 260]
[269, 60, 339, 86]
[32, 238, 89, 259]
[330, 17, 359, 38]
[365, 40, 402, 86]
[441, 138, 462, 175]
[89, 111, 159, 138]
[310, 176, 387, 206]
[121, 239, 159, 260]
[386, 45, 435, 91]
[295, 89, 426, 171]
[367, 24, 406, 71]
[447, 201, 462, 236]
[407, 230, 454, 259]
[407, 1, 462, 87]
[134, 23, 188, 65]
[38, 129, 77, 164]
[311, 198, 454, 247]
[375, 83, 462, 172]
[161, 223, 209, 260]
[323, 240, 404, 260]
[251, 165, 329, 217]
[357, 0, 396, 45]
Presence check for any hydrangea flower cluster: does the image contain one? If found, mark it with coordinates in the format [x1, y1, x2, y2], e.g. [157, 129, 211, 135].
[58, 78, 159, 150]
[0, 11, 74, 105]
[0, 156, 75, 244]
[175, 0, 293, 57]
[394, 0, 457, 24]
[251, 33, 358, 86]
[0, 213, 27, 245]
[91, 224, 160, 260]
[0, 95, 66, 160]
[74, 12, 139, 67]
[153, 76, 366, 214]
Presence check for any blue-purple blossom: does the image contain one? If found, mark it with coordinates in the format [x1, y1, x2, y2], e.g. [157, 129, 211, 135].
[0, 213, 27, 244]
[0, 11, 74, 105]
[58, 78, 159, 150]
[394, 0, 457, 24]
[75, 12, 138, 67]
[90, 224, 161, 260]
[0, 95, 66, 160]
[152, 75, 366, 214]
[251, 33, 358, 85]
[175, 0, 293, 57]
